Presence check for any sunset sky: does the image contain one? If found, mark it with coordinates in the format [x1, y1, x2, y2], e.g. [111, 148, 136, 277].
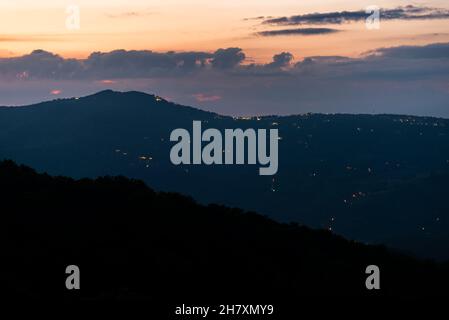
[1, 0, 449, 116]
[1, 0, 449, 60]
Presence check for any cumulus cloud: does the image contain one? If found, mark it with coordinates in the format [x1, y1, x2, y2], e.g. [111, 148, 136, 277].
[0, 49, 82, 79]
[0, 47, 255, 80]
[0, 48, 245, 80]
[263, 5, 449, 26]
[210, 48, 246, 69]
[368, 42, 449, 59]
[2, 43, 449, 82]
[292, 45, 449, 81]
[84, 49, 217, 77]
[266, 52, 294, 68]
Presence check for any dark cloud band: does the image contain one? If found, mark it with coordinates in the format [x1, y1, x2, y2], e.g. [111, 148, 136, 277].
[263, 5, 449, 26]
[1, 42, 449, 82]
[0, 48, 246, 80]
[257, 28, 340, 37]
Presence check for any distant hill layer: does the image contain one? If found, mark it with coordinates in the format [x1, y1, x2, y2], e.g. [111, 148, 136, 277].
[1, 90, 449, 259]
[1, 160, 448, 301]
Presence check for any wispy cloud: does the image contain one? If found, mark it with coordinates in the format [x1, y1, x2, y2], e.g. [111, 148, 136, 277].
[193, 93, 222, 102]
[98, 79, 118, 84]
[0, 35, 66, 42]
[257, 28, 340, 37]
[106, 9, 154, 19]
[263, 5, 449, 26]
[243, 16, 270, 21]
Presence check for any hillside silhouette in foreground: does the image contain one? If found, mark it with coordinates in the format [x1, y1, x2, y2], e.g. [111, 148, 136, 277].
[1, 160, 448, 302]
[1, 90, 449, 259]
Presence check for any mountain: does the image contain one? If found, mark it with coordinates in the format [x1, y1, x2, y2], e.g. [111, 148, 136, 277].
[1, 160, 448, 302]
[1, 90, 449, 259]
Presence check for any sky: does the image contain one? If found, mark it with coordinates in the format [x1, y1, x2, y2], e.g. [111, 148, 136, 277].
[1, 0, 449, 117]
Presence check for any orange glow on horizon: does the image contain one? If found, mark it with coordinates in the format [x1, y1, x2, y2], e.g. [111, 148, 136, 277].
[1, 1, 449, 62]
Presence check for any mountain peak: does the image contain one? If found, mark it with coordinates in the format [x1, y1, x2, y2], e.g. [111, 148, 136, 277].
[97, 89, 116, 94]
[89, 89, 122, 97]
[87, 89, 160, 101]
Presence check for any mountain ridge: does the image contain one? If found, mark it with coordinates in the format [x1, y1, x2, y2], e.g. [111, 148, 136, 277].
[1, 159, 448, 301]
[1, 90, 449, 260]
[2, 89, 448, 121]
